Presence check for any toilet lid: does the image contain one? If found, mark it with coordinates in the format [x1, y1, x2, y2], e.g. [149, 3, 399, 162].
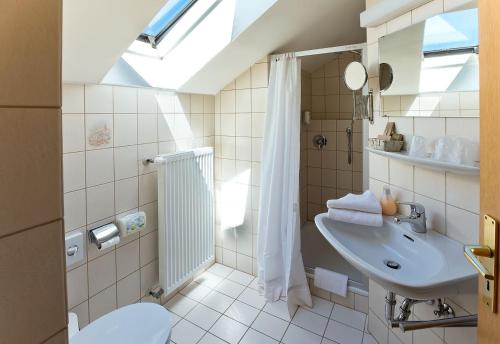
[71, 303, 171, 344]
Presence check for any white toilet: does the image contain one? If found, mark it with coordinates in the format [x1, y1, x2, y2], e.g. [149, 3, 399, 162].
[69, 303, 171, 344]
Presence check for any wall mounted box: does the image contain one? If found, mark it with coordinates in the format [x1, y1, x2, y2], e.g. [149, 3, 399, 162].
[65, 230, 84, 267]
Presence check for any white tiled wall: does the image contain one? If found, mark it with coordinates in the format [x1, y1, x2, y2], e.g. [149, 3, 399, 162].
[214, 57, 368, 314]
[300, 71, 311, 224]
[214, 57, 268, 275]
[302, 55, 364, 221]
[365, 1, 479, 344]
[63, 84, 215, 326]
[381, 91, 479, 118]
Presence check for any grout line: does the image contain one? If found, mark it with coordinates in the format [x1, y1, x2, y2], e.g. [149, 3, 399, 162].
[133, 93, 142, 310]
[40, 326, 69, 343]
[168, 264, 373, 344]
[0, 217, 63, 241]
[188, 277, 367, 340]
[0, 104, 61, 109]
[82, 85, 92, 323]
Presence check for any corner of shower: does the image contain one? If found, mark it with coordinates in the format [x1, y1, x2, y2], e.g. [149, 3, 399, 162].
[295, 45, 370, 300]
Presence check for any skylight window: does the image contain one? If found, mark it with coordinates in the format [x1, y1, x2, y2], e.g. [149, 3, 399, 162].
[124, 0, 235, 89]
[138, 0, 198, 48]
[423, 8, 478, 54]
[118, 0, 276, 91]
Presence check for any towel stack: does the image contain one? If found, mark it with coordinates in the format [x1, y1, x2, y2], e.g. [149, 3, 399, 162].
[327, 190, 383, 227]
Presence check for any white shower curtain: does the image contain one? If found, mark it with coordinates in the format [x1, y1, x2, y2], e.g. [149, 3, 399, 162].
[257, 53, 312, 314]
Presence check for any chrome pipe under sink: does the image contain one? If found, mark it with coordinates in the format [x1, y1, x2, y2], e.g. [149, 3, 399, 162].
[397, 315, 477, 332]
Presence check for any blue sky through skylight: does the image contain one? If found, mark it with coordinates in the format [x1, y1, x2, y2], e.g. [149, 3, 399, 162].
[423, 8, 478, 52]
[143, 0, 195, 37]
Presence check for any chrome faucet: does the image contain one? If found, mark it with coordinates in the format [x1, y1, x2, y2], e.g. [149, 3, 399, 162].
[394, 202, 427, 233]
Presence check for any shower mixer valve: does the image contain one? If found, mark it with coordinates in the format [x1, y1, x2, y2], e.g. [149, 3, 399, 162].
[313, 134, 328, 150]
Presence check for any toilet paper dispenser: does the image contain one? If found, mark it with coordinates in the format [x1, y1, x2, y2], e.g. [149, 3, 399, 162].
[89, 223, 120, 250]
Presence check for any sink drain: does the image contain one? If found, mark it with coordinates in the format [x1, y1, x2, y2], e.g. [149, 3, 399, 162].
[384, 260, 401, 270]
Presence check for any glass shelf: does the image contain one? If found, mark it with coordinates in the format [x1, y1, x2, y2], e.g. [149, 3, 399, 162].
[367, 147, 479, 175]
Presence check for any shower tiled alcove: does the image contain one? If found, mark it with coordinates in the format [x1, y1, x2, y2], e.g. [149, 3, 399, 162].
[300, 54, 364, 223]
[299, 52, 369, 321]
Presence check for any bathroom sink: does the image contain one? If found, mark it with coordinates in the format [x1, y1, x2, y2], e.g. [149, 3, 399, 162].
[314, 213, 477, 299]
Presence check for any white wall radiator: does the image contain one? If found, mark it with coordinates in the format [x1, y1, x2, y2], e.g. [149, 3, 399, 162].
[157, 147, 214, 295]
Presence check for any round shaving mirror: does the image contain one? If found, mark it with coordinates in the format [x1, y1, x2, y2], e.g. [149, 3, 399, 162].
[379, 63, 393, 92]
[344, 61, 368, 91]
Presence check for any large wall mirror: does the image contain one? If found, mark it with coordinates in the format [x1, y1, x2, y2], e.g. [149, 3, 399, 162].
[378, 8, 479, 117]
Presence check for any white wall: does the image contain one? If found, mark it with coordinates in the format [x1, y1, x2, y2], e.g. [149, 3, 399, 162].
[365, 1, 479, 344]
[63, 84, 215, 326]
[213, 57, 269, 274]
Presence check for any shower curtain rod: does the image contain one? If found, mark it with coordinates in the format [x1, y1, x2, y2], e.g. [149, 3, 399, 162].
[270, 43, 366, 59]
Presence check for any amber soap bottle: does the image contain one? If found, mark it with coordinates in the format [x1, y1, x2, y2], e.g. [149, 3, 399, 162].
[381, 185, 397, 216]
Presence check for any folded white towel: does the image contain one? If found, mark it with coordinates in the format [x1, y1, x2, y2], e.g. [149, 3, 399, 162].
[328, 208, 383, 227]
[326, 190, 381, 214]
[314, 267, 348, 297]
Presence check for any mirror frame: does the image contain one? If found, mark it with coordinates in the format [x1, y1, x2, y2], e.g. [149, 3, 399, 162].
[344, 61, 368, 91]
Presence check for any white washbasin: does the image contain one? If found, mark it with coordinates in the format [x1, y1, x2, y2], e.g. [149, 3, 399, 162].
[314, 213, 477, 299]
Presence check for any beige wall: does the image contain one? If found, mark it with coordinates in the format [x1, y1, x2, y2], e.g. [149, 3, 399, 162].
[0, 0, 67, 343]
[62, 84, 215, 326]
[213, 57, 268, 275]
[365, 1, 479, 344]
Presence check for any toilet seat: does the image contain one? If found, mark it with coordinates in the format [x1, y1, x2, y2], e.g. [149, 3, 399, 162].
[70, 303, 171, 344]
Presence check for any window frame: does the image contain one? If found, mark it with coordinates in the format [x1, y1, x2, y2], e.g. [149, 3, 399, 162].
[137, 0, 198, 48]
[421, 8, 478, 56]
[423, 46, 479, 58]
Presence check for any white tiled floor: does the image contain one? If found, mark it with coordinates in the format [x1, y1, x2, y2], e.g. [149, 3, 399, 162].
[165, 264, 377, 344]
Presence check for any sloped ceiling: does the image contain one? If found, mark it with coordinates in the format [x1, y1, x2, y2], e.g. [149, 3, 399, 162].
[179, 0, 366, 94]
[62, 0, 165, 83]
[116, 0, 279, 92]
[63, 0, 365, 92]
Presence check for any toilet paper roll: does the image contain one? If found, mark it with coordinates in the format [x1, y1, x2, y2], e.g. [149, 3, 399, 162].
[98, 236, 120, 251]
